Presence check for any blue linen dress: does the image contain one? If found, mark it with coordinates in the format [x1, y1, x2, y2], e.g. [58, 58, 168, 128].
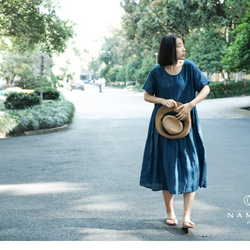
[140, 60, 209, 194]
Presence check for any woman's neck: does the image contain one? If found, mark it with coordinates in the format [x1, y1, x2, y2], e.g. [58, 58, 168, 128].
[165, 60, 184, 75]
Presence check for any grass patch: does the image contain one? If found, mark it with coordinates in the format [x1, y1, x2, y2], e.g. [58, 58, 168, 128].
[0, 111, 19, 134]
[0, 94, 74, 136]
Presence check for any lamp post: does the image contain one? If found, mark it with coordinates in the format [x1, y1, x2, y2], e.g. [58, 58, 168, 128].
[34, 53, 51, 104]
[39, 56, 45, 103]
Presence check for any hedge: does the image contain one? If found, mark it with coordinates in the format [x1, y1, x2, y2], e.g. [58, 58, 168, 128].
[7, 97, 75, 135]
[207, 81, 250, 99]
[4, 92, 40, 109]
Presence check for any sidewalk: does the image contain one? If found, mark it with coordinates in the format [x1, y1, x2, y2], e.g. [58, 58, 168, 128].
[197, 96, 250, 118]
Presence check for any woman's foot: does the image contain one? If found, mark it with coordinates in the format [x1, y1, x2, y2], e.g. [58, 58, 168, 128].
[182, 220, 195, 228]
[166, 217, 178, 226]
[162, 191, 178, 226]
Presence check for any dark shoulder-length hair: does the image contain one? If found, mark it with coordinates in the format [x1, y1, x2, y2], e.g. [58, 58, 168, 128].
[157, 34, 184, 67]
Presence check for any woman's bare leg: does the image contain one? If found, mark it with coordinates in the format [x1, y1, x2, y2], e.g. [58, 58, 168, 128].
[162, 190, 178, 225]
[182, 192, 196, 228]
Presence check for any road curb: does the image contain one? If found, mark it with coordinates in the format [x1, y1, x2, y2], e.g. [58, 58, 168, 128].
[24, 124, 69, 136]
[235, 107, 250, 117]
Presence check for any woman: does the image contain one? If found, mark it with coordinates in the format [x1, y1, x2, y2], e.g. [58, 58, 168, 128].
[140, 34, 210, 228]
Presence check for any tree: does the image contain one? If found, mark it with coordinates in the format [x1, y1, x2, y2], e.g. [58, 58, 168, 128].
[186, 28, 227, 74]
[99, 27, 129, 67]
[224, 0, 249, 30]
[120, 0, 235, 54]
[135, 55, 155, 84]
[222, 4, 250, 73]
[0, 50, 35, 85]
[0, 49, 56, 89]
[0, 0, 74, 53]
[93, 0, 250, 85]
[97, 27, 135, 82]
[125, 56, 142, 82]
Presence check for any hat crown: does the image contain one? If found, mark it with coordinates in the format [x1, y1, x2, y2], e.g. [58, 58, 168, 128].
[162, 115, 183, 135]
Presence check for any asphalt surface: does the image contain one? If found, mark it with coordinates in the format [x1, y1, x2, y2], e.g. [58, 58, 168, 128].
[0, 85, 250, 242]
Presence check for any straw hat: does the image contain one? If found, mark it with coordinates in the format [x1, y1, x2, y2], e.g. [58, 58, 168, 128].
[155, 102, 191, 139]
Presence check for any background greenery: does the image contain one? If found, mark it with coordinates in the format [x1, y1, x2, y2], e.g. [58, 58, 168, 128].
[90, 0, 250, 87]
[0, 0, 74, 53]
[208, 80, 250, 98]
[0, 92, 74, 136]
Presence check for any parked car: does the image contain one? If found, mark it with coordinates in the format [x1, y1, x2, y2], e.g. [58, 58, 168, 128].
[70, 80, 85, 91]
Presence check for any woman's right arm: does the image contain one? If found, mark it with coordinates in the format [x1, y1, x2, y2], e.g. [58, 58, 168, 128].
[144, 91, 177, 108]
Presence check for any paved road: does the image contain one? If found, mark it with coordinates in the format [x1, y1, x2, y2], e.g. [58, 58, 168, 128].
[0, 85, 250, 241]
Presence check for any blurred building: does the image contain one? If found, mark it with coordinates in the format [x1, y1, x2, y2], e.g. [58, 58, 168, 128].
[80, 69, 93, 83]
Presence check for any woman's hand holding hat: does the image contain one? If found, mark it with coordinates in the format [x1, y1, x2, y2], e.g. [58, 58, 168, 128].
[161, 99, 177, 108]
[176, 103, 193, 121]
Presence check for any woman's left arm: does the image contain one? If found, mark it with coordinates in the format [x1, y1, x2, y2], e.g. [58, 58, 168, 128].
[190, 84, 210, 107]
[176, 85, 210, 120]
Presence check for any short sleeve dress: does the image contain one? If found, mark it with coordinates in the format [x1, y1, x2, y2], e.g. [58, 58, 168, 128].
[140, 60, 210, 194]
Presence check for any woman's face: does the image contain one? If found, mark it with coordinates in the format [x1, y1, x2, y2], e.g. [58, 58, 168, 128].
[175, 38, 186, 61]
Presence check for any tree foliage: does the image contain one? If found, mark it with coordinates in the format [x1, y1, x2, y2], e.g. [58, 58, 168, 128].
[0, 0, 75, 91]
[186, 28, 227, 74]
[94, 0, 250, 84]
[222, 4, 250, 73]
[120, 0, 237, 54]
[0, 49, 56, 89]
[0, 0, 74, 53]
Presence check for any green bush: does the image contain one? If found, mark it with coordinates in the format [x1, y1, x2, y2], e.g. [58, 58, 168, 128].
[34, 87, 60, 100]
[16, 74, 57, 90]
[207, 81, 250, 99]
[4, 92, 40, 110]
[7, 97, 74, 135]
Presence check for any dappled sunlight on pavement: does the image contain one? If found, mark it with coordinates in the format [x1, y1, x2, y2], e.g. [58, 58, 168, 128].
[0, 182, 87, 196]
[72, 194, 131, 212]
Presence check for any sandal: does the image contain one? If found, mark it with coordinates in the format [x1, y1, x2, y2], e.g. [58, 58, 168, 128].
[182, 220, 195, 229]
[166, 218, 178, 226]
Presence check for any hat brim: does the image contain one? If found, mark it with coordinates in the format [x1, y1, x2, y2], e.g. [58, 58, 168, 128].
[155, 102, 191, 139]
